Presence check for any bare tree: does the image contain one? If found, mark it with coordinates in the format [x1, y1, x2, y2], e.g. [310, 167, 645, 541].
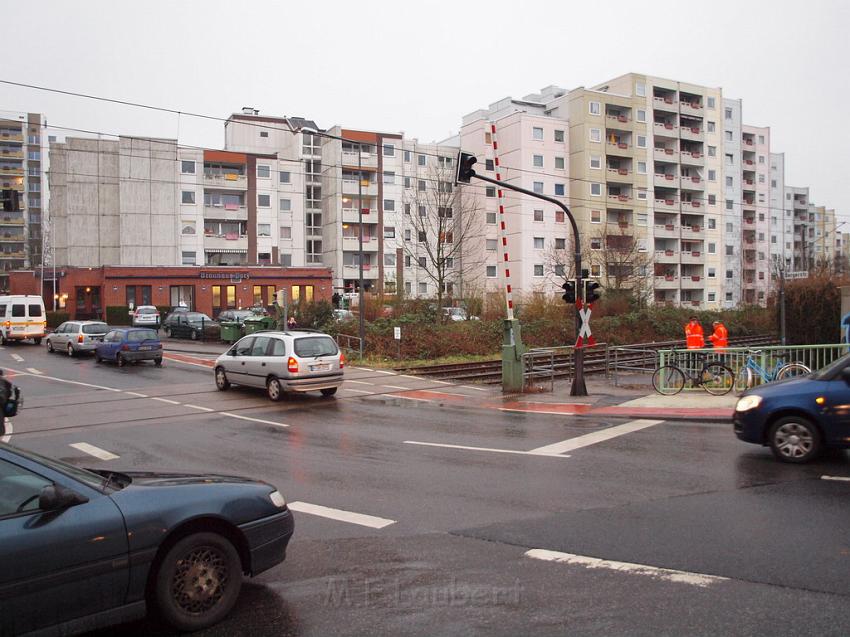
[402, 165, 485, 314]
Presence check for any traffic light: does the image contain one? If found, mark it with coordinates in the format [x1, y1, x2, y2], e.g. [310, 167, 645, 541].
[1, 189, 19, 212]
[561, 280, 576, 304]
[455, 151, 477, 184]
[584, 280, 602, 303]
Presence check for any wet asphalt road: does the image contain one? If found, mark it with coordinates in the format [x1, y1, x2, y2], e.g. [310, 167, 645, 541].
[4, 342, 850, 636]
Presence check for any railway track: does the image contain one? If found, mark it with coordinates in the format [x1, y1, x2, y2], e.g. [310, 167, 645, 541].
[393, 334, 778, 384]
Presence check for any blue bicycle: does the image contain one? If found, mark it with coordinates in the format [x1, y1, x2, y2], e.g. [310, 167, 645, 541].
[735, 350, 810, 392]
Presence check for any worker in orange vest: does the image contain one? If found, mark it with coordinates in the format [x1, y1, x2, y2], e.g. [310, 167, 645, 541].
[684, 316, 705, 349]
[708, 321, 729, 350]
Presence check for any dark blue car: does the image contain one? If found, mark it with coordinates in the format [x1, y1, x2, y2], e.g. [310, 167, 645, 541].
[95, 328, 163, 367]
[0, 443, 294, 635]
[734, 352, 850, 463]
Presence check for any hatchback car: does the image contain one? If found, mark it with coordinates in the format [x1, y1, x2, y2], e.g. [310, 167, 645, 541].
[46, 320, 109, 356]
[131, 305, 161, 328]
[162, 311, 220, 340]
[0, 442, 293, 635]
[734, 353, 850, 463]
[214, 330, 344, 400]
[95, 328, 163, 367]
[218, 309, 257, 326]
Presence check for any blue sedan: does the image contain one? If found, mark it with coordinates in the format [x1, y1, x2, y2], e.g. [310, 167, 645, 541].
[0, 443, 294, 635]
[95, 328, 163, 367]
[734, 353, 850, 463]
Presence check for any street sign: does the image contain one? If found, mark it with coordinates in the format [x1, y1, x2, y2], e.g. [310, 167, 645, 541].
[393, 326, 401, 340]
[575, 299, 596, 348]
[785, 271, 809, 280]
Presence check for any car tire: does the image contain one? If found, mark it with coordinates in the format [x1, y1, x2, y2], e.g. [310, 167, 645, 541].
[33, 338, 41, 345]
[163, 327, 172, 338]
[215, 367, 230, 391]
[768, 416, 822, 464]
[46, 340, 54, 353]
[67, 343, 75, 357]
[267, 377, 283, 401]
[152, 532, 243, 633]
[154, 358, 163, 367]
[117, 353, 125, 368]
[320, 387, 338, 397]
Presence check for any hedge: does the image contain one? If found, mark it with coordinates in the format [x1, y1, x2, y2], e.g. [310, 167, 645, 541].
[45, 311, 70, 329]
[105, 306, 132, 326]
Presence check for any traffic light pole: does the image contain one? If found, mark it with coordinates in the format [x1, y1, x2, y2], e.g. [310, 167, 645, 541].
[470, 173, 587, 396]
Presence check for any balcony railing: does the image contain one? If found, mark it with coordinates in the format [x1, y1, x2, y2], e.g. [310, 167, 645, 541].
[607, 167, 632, 179]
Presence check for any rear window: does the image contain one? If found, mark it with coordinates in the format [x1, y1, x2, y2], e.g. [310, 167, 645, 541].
[12, 305, 24, 317]
[82, 323, 108, 334]
[28, 304, 42, 317]
[128, 330, 159, 342]
[137, 307, 158, 315]
[294, 336, 338, 358]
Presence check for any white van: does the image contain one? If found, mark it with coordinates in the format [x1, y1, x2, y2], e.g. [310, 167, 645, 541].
[0, 295, 46, 345]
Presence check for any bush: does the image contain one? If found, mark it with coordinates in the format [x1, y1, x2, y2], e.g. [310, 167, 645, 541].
[105, 306, 132, 326]
[780, 275, 846, 344]
[46, 311, 69, 329]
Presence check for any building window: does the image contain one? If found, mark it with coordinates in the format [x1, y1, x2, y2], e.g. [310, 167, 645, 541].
[533, 154, 544, 168]
[708, 169, 716, 181]
[725, 199, 733, 211]
[384, 226, 396, 239]
[726, 245, 734, 256]
[554, 129, 565, 142]
[280, 226, 292, 239]
[725, 107, 732, 120]
[182, 221, 196, 235]
[383, 144, 395, 157]
[258, 194, 270, 207]
[258, 252, 271, 265]
[555, 183, 565, 196]
[708, 242, 716, 254]
[181, 160, 195, 174]
[533, 181, 544, 194]
[485, 186, 496, 198]
[726, 153, 734, 165]
[589, 101, 601, 115]
[280, 198, 291, 212]
[532, 127, 544, 140]
[257, 165, 270, 178]
[418, 255, 427, 267]
[590, 155, 602, 169]
[486, 212, 497, 224]
[636, 135, 647, 148]
[384, 199, 395, 211]
[758, 174, 765, 184]
[707, 97, 716, 109]
[707, 292, 716, 302]
[384, 253, 396, 267]
[637, 161, 647, 174]
[404, 150, 411, 163]
[533, 237, 544, 249]
[533, 209, 544, 222]
[725, 131, 733, 141]
[726, 271, 733, 280]
[726, 222, 733, 233]
[589, 128, 601, 143]
[636, 109, 646, 122]
[759, 155, 765, 164]
[181, 251, 196, 265]
[486, 265, 497, 277]
[418, 154, 426, 166]
[533, 264, 544, 277]
[485, 159, 494, 171]
[725, 176, 733, 188]
[758, 135, 765, 144]
[181, 191, 195, 204]
[555, 210, 565, 223]
[418, 282, 428, 294]
[258, 224, 271, 237]
[555, 156, 565, 170]
[707, 121, 716, 133]
[708, 267, 716, 278]
[591, 210, 601, 223]
[555, 238, 566, 249]
[486, 239, 498, 251]
[635, 82, 646, 97]
[383, 171, 394, 184]
[590, 238, 601, 250]
[708, 145, 716, 157]
[590, 183, 601, 196]
[591, 264, 601, 277]
[708, 218, 716, 229]
[279, 171, 290, 184]
[637, 188, 647, 200]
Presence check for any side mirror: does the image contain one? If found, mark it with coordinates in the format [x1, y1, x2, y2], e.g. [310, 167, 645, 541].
[38, 484, 89, 512]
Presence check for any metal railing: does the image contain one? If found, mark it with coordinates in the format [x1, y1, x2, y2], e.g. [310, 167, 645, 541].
[521, 343, 609, 392]
[336, 333, 362, 360]
[521, 347, 558, 392]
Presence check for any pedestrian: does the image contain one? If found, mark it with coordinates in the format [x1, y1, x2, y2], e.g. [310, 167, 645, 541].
[287, 316, 298, 330]
[708, 320, 729, 351]
[684, 316, 705, 350]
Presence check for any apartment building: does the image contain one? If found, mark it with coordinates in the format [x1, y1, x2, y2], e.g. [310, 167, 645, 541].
[0, 112, 46, 291]
[769, 152, 790, 270]
[740, 124, 771, 305]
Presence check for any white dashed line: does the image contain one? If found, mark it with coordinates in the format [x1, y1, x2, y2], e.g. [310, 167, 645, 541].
[403, 440, 571, 458]
[0, 367, 122, 392]
[10, 354, 23, 362]
[287, 501, 395, 529]
[69, 442, 119, 461]
[528, 419, 664, 455]
[373, 369, 396, 375]
[150, 397, 181, 405]
[821, 475, 850, 482]
[525, 549, 728, 588]
[459, 385, 489, 392]
[346, 380, 374, 386]
[184, 404, 214, 412]
[428, 379, 451, 385]
[399, 374, 420, 380]
[343, 388, 372, 394]
[382, 385, 409, 390]
[123, 391, 149, 398]
[219, 412, 289, 428]
[352, 367, 373, 372]
[25, 368, 42, 375]
[1, 418, 12, 443]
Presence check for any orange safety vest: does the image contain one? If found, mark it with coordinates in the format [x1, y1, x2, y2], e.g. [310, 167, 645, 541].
[708, 324, 729, 350]
[685, 322, 704, 349]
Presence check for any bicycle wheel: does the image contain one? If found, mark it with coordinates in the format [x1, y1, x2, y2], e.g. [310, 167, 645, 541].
[652, 365, 686, 396]
[776, 362, 811, 381]
[701, 363, 734, 395]
[735, 366, 753, 393]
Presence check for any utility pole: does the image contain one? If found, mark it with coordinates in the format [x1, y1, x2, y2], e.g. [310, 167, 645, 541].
[455, 152, 588, 396]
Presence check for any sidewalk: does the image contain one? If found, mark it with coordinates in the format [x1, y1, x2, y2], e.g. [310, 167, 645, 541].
[161, 338, 230, 356]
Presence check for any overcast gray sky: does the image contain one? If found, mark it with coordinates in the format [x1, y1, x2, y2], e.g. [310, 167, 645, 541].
[3, 0, 848, 221]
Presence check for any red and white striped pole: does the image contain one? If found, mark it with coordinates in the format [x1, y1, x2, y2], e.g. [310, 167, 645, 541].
[490, 122, 514, 321]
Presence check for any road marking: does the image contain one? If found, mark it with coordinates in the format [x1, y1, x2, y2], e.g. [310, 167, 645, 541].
[10, 354, 23, 362]
[123, 391, 149, 398]
[0, 367, 123, 392]
[429, 379, 451, 385]
[343, 388, 372, 394]
[525, 549, 728, 588]
[399, 374, 420, 380]
[25, 368, 42, 375]
[287, 501, 395, 529]
[393, 395, 431, 402]
[382, 384, 409, 390]
[150, 397, 181, 405]
[219, 412, 289, 428]
[69, 442, 119, 461]
[404, 440, 571, 458]
[1, 418, 12, 443]
[528, 419, 664, 456]
[185, 404, 214, 412]
[821, 475, 850, 482]
[162, 353, 214, 369]
[373, 369, 396, 375]
[352, 367, 373, 372]
[346, 380, 374, 386]
[460, 385, 489, 392]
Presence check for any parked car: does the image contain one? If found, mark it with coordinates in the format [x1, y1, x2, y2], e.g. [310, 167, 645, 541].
[46, 320, 109, 356]
[734, 353, 848, 463]
[442, 307, 479, 322]
[131, 305, 161, 328]
[214, 330, 344, 400]
[0, 442, 294, 635]
[162, 311, 220, 340]
[0, 294, 46, 345]
[333, 309, 355, 322]
[218, 309, 258, 326]
[95, 328, 163, 367]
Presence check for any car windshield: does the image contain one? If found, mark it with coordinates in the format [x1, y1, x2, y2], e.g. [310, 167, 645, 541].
[812, 353, 850, 379]
[294, 336, 339, 358]
[82, 323, 108, 334]
[6, 444, 114, 492]
[128, 330, 159, 342]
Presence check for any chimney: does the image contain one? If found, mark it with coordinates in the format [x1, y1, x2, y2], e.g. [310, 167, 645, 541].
[241, 107, 258, 115]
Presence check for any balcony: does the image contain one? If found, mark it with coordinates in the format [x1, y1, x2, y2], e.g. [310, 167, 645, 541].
[681, 200, 703, 212]
[653, 146, 678, 163]
[742, 137, 755, 148]
[607, 193, 633, 208]
[653, 95, 678, 112]
[654, 198, 679, 212]
[654, 223, 678, 238]
[605, 114, 632, 131]
[342, 264, 379, 280]
[0, 149, 22, 159]
[0, 251, 25, 259]
[343, 235, 379, 252]
[606, 141, 632, 157]
[606, 167, 632, 182]
[0, 166, 23, 177]
[682, 225, 705, 239]
[654, 173, 679, 189]
[342, 207, 378, 224]
[653, 122, 678, 138]
[203, 173, 247, 190]
[680, 250, 703, 264]
[680, 275, 704, 289]
[679, 150, 704, 166]
[0, 181, 22, 192]
[0, 215, 24, 226]
[204, 205, 247, 221]
[203, 235, 248, 250]
[0, 133, 23, 143]
[742, 198, 756, 209]
[655, 249, 679, 264]
[342, 179, 378, 196]
[679, 100, 703, 117]
[681, 175, 704, 190]
[679, 126, 704, 142]
[654, 275, 679, 289]
[742, 157, 755, 168]
[341, 151, 378, 169]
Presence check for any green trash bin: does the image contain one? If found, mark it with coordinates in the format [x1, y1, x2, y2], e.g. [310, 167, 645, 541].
[242, 317, 264, 335]
[220, 321, 242, 343]
[259, 316, 277, 330]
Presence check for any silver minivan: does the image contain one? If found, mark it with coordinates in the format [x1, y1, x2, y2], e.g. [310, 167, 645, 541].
[46, 321, 110, 356]
[214, 331, 344, 400]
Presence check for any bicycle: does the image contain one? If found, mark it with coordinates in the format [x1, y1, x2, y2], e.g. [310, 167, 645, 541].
[734, 350, 811, 392]
[652, 350, 735, 396]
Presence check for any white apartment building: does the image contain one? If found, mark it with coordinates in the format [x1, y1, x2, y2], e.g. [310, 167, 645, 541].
[769, 152, 790, 270]
[741, 124, 771, 305]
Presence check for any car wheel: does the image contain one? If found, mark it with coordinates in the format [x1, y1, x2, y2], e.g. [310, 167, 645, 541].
[215, 367, 230, 391]
[163, 327, 172, 337]
[46, 339, 54, 353]
[67, 343, 75, 357]
[153, 532, 242, 632]
[267, 377, 283, 401]
[117, 353, 125, 368]
[320, 387, 338, 397]
[768, 416, 822, 463]
[154, 358, 163, 367]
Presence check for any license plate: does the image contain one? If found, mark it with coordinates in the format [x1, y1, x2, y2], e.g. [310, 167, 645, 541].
[139, 346, 151, 351]
[311, 363, 331, 371]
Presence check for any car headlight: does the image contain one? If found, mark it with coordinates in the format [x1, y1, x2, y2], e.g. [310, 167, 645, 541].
[735, 395, 763, 412]
[269, 490, 287, 508]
